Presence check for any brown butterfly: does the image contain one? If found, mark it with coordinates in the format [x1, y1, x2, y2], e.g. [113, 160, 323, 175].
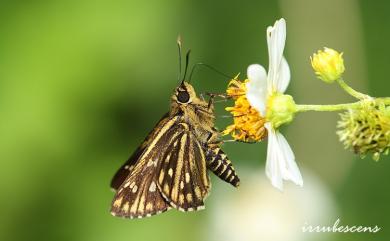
[110, 47, 240, 219]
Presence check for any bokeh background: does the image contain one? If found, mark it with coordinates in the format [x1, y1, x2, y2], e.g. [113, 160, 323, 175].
[0, 0, 389, 241]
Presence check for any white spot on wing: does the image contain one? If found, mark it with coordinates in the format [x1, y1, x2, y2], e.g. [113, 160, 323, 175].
[165, 154, 171, 163]
[185, 173, 190, 183]
[147, 159, 154, 167]
[132, 185, 138, 193]
[149, 181, 157, 192]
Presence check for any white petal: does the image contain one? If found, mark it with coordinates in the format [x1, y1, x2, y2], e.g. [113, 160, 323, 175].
[247, 64, 267, 84]
[265, 123, 284, 191]
[266, 18, 290, 92]
[246, 64, 267, 115]
[264, 123, 303, 191]
[276, 132, 303, 186]
[276, 57, 290, 93]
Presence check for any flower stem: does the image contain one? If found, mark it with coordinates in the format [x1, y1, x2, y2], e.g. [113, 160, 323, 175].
[296, 97, 390, 113]
[336, 78, 371, 100]
[296, 102, 361, 112]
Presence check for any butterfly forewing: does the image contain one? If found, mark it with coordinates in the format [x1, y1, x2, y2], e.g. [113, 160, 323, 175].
[110, 113, 170, 190]
[110, 163, 170, 218]
[110, 115, 180, 218]
[157, 123, 210, 211]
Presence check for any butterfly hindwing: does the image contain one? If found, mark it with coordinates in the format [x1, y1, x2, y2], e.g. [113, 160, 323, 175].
[157, 123, 210, 211]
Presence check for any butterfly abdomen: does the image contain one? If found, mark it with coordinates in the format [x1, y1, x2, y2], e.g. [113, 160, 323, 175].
[206, 148, 240, 187]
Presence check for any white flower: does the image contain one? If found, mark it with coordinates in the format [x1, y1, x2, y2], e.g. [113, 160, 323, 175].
[245, 18, 303, 191]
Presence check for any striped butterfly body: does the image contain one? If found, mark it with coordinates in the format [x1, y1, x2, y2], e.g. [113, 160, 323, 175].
[110, 81, 240, 219]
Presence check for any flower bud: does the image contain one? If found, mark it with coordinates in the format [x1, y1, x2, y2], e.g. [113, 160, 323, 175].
[266, 93, 297, 129]
[311, 47, 345, 83]
[337, 103, 390, 161]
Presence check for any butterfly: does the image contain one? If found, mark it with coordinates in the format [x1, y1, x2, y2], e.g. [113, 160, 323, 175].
[110, 46, 240, 219]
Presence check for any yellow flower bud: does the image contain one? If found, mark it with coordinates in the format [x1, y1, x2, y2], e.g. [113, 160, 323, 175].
[311, 47, 345, 83]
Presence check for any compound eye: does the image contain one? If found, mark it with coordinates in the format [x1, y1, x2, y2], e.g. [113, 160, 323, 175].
[177, 90, 190, 103]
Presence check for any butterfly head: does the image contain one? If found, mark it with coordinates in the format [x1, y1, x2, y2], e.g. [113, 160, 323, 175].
[173, 81, 196, 105]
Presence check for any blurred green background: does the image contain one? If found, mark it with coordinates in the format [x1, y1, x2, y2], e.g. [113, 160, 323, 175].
[0, 0, 389, 241]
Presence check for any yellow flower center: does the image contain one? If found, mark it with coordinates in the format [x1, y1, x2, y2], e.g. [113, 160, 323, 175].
[223, 77, 267, 142]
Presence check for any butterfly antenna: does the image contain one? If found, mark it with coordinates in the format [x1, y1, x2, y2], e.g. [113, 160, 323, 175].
[181, 50, 191, 84]
[177, 35, 182, 82]
[189, 62, 233, 82]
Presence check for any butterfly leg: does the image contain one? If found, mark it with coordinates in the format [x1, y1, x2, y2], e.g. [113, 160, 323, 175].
[218, 115, 235, 118]
[199, 93, 206, 102]
[204, 92, 231, 109]
[205, 92, 230, 99]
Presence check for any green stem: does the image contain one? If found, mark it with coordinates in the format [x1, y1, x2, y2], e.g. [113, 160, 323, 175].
[336, 78, 371, 100]
[296, 97, 390, 113]
[296, 102, 361, 112]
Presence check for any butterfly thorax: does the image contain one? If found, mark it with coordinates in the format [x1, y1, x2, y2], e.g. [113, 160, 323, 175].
[170, 82, 216, 145]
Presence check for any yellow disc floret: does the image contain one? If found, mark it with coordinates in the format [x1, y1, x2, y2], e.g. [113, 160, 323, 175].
[223, 77, 267, 142]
